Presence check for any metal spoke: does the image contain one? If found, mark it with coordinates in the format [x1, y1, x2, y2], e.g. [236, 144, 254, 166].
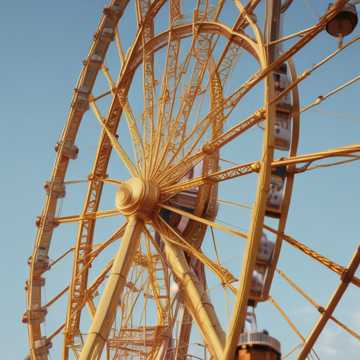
[153, 216, 237, 289]
[161, 144, 360, 195]
[90, 98, 139, 177]
[265, 226, 360, 288]
[160, 204, 247, 239]
[79, 217, 143, 359]
[276, 268, 360, 341]
[157, 222, 226, 359]
[55, 209, 121, 224]
[298, 246, 360, 360]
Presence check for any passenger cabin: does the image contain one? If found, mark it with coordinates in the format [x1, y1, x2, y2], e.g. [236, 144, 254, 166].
[33, 337, 52, 356]
[273, 64, 292, 151]
[248, 233, 275, 302]
[22, 304, 47, 324]
[257, 233, 275, 264]
[250, 269, 265, 297]
[28, 247, 50, 275]
[265, 166, 287, 218]
[44, 181, 65, 198]
[326, 3, 358, 38]
[55, 141, 79, 160]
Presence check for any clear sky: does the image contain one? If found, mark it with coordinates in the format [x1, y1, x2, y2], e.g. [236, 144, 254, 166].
[0, 1, 359, 359]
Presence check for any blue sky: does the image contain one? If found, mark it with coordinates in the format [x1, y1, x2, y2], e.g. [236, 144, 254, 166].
[0, 1, 359, 359]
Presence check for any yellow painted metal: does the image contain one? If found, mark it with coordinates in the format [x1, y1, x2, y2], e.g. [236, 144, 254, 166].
[269, 296, 305, 342]
[155, 216, 237, 291]
[44, 286, 69, 309]
[79, 217, 143, 359]
[163, 238, 226, 359]
[158, 111, 265, 188]
[101, 65, 145, 168]
[160, 203, 247, 239]
[261, 57, 300, 301]
[162, 144, 360, 195]
[266, 226, 360, 288]
[223, 2, 272, 357]
[49, 247, 74, 268]
[90, 99, 139, 177]
[297, 246, 360, 360]
[25, 1, 360, 359]
[137, 0, 156, 179]
[276, 268, 360, 341]
[55, 209, 121, 224]
[84, 223, 127, 262]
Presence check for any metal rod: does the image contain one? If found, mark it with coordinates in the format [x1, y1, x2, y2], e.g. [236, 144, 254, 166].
[297, 246, 360, 360]
[79, 217, 143, 359]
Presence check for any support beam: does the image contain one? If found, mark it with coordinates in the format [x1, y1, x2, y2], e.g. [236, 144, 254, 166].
[162, 144, 360, 194]
[164, 240, 225, 359]
[223, 1, 278, 358]
[160, 204, 247, 239]
[265, 226, 360, 288]
[79, 217, 143, 360]
[55, 209, 121, 224]
[297, 246, 360, 360]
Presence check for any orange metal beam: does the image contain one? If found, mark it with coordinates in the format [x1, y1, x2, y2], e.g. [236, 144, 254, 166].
[297, 246, 360, 360]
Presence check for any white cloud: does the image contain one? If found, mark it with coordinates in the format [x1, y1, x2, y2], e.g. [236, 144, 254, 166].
[315, 325, 360, 360]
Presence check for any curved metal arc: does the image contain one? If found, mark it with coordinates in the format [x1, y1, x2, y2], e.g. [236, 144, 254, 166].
[159, 25, 360, 190]
[137, 0, 156, 180]
[29, 0, 133, 351]
[26, 0, 358, 358]
[262, 57, 300, 299]
[27, 1, 169, 357]
[63, 10, 150, 353]
[149, 28, 181, 180]
[162, 41, 219, 171]
[223, 0, 276, 357]
[234, 0, 267, 67]
[150, 4, 228, 177]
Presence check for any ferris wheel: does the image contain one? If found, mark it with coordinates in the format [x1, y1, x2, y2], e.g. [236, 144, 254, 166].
[24, 1, 360, 359]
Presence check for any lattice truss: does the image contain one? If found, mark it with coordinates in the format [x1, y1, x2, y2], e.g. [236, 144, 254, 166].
[24, 1, 360, 359]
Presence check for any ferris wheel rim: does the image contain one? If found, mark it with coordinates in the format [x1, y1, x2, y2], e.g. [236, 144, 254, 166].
[26, 2, 290, 357]
[25, 1, 360, 359]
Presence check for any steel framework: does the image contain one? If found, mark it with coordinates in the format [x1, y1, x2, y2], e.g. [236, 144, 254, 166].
[24, 1, 360, 359]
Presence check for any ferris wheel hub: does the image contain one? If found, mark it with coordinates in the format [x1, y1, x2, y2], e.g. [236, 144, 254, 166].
[115, 177, 159, 219]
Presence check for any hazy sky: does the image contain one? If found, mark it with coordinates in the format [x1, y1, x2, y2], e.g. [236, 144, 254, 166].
[0, 1, 359, 359]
